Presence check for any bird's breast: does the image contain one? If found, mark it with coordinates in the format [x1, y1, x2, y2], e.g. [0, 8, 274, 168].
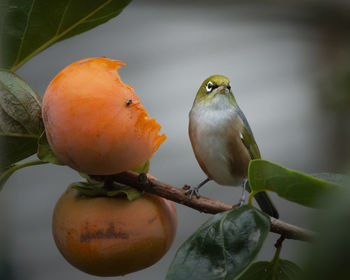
[189, 102, 250, 186]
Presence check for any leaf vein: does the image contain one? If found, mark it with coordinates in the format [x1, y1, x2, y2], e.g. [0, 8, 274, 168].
[55, 0, 72, 36]
[0, 132, 38, 138]
[83, 10, 121, 23]
[11, 0, 113, 71]
[220, 213, 229, 280]
[0, 103, 30, 134]
[13, 0, 37, 68]
[0, 81, 39, 134]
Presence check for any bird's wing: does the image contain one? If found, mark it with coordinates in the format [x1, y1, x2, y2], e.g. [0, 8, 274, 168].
[236, 106, 261, 159]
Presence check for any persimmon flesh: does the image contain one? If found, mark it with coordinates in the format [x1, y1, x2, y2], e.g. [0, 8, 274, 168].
[42, 57, 166, 174]
[52, 188, 177, 276]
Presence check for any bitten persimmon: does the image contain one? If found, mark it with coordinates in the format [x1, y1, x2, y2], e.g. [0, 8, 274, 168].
[42, 57, 166, 175]
[52, 188, 177, 276]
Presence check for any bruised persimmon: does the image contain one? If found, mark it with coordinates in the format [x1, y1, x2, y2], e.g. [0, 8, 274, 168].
[42, 57, 166, 175]
[52, 188, 177, 276]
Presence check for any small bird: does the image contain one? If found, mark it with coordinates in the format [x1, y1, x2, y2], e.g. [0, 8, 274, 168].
[187, 75, 278, 218]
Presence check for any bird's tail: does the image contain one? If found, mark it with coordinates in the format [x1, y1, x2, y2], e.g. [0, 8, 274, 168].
[254, 191, 279, 219]
[246, 181, 279, 218]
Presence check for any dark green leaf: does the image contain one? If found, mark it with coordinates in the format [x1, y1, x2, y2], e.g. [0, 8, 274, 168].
[248, 160, 341, 208]
[0, 70, 43, 172]
[303, 183, 350, 280]
[37, 131, 63, 165]
[131, 159, 150, 174]
[0, 136, 38, 172]
[106, 184, 141, 200]
[69, 180, 141, 200]
[166, 205, 270, 280]
[238, 260, 303, 280]
[1, 0, 131, 70]
[69, 181, 105, 197]
[79, 173, 104, 184]
[311, 173, 350, 186]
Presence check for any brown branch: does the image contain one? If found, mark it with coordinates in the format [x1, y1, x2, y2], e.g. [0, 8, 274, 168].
[113, 171, 315, 242]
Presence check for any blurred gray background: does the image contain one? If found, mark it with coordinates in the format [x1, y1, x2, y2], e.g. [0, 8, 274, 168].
[1, 1, 350, 279]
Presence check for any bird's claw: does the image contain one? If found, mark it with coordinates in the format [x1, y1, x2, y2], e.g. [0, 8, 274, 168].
[184, 185, 200, 200]
[238, 197, 245, 207]
[238, 179, 247, 207]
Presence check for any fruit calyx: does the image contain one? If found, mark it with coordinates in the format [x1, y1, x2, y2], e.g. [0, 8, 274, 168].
[69, 174, 142, 201]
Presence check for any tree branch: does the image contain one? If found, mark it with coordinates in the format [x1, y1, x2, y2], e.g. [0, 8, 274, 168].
[113, 171, 315, 242]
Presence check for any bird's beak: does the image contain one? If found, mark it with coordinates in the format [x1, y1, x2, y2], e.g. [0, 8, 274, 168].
[217, 84, 230, 94]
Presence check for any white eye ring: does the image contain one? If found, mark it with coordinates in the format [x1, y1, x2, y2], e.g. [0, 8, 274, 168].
[206, 81, 214, 93]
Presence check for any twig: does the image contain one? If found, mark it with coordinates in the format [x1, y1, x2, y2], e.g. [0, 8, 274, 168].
[113, 171, 315, 242]
[274, 235, 286, 249]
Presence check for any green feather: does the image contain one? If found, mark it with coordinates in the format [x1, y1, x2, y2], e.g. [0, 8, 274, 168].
[241, 126, 261, 159]
[236, 106, 261, 159]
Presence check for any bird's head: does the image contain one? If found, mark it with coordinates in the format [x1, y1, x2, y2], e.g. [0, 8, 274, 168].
[194, 75, 236, 105]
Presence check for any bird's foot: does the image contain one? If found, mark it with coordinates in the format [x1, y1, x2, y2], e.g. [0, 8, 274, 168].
[238, 197, 246, 207]
[238, 179, 247, 207]
[183, 185, 200, 200]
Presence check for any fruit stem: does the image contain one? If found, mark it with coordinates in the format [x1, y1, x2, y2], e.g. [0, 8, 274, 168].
[248, 191, 257, 206]
[1, 160, 48, 191]
[102, 176, 115, 191]
[270, 235, 285, 279]
[13, 159, 48, 170]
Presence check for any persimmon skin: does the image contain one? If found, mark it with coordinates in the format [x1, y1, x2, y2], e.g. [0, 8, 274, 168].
[42, 57, 166, 175]
[52, 189, 177, 276]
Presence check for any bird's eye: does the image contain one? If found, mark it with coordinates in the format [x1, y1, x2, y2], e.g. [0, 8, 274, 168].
[227, 83, 231, 90]
[206, 81, 214, 93]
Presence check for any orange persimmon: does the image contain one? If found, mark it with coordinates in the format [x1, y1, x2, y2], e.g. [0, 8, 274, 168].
[52, 188, 177, 276]
[42, 57, 166, 174]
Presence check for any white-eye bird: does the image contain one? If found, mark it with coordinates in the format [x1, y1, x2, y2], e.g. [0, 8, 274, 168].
[187, 75, 279, 218]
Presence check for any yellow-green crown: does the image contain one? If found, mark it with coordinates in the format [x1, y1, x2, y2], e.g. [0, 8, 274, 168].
[194, 75, 235, 104]
[201, 75, 230, 88]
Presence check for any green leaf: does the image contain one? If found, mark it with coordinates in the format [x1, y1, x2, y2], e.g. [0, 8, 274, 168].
[106, 184, 142, 200]
[237, 260, 303, 280]
[37, 131, 63, 165]
[311, 173, 350, 186]
[69, 181, 105, 197]
[303, 184, 350, 280]
[131, 159, 150, 174]
[166, 205, 270, 280]
[79, 173, 104, 184]
[1, 0, 132, 71]
[69, 180, 141, 200]
[248, 160, 341, 208]
[0, 70, 43, 172]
